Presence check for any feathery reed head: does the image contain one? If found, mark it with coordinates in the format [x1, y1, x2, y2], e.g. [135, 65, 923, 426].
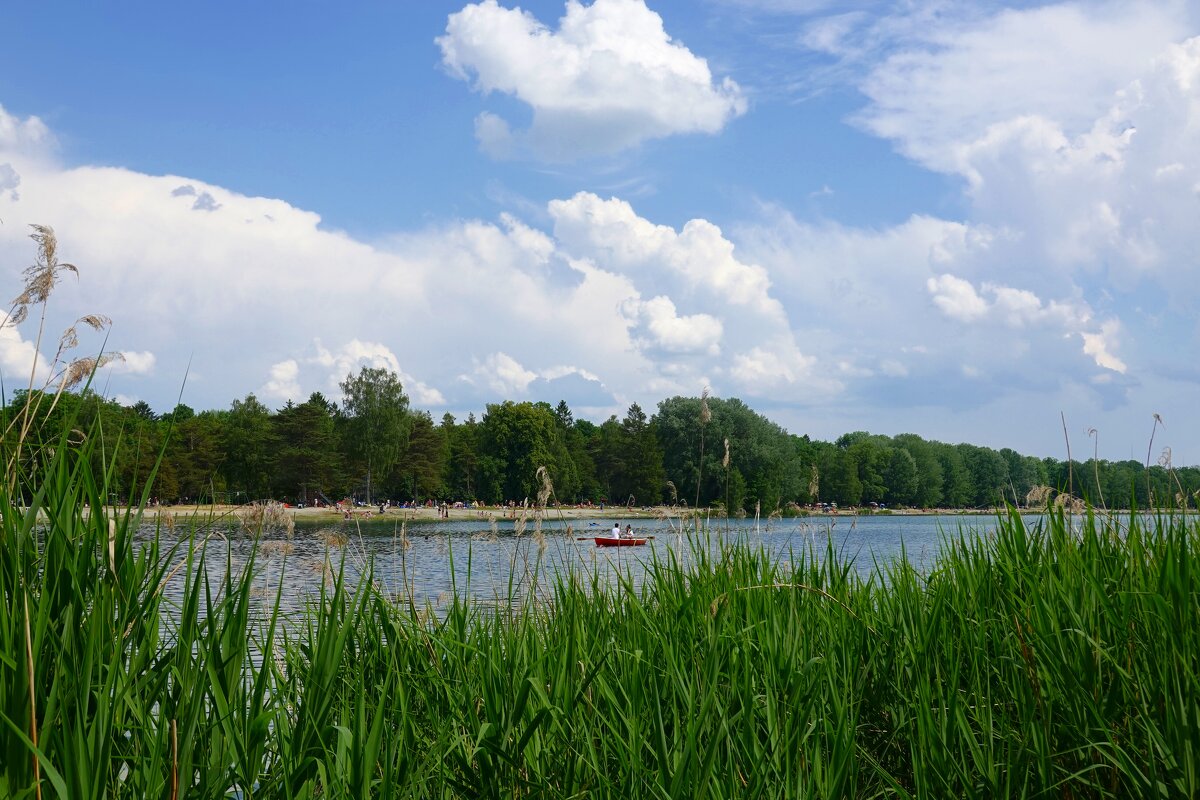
[1025, 484, 1052, 506]
[536, 465, 554, 509]
[321, 529, 349, 548]
[60, 353, 123, 391]
[13, 224, 77, 312]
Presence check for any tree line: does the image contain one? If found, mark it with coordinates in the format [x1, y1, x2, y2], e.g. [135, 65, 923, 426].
[6, 367, 1196, 511]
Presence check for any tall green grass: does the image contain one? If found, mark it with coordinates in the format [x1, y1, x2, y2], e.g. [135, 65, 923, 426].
[2, 413, 1199, 797]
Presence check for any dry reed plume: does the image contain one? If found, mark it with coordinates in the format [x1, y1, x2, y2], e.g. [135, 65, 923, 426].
[237, 500, 295, 536]
[2, 225, 122, 482]
[695, 387, 711, 510]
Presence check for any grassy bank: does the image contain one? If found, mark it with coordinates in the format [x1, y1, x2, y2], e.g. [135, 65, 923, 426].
[2, 425, 1199, 797]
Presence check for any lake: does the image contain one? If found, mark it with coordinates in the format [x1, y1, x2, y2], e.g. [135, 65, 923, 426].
[144, 512, 1026, 616]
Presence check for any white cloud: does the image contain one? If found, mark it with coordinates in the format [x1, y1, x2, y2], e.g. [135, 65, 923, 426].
[710, 0, 1200, 440]
[463, 352, 538, 396]
[540, 364, 600, 382]
[853, 3, 1185, 175]
[261, 359, 301, 402]
[625, 295, 722, 355]
[925, 272, 1125, 374]
[834, 4, 1200, 309]
[307, 340, 447, 406]
[438, 0, 746, 159]
[0, 104, 53, 153]
[732, 202, 1137, 418]
[927, 273, 988, 322]
[0, 324, 47, 387]
[550, 192, 782, 317]
[313, 339, 402, 380]
[728, 340, 822, 390]
[988, 284, 1085, 329]
[927, 273, 1091, 331]
[107, 350, 156, 375]
[1081, 320, 1127, 374]
[546, 191, 834, 398]
[254, 340, 449, 407]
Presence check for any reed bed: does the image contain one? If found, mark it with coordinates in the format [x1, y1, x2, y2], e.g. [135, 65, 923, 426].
[2, 422, 1199, 797]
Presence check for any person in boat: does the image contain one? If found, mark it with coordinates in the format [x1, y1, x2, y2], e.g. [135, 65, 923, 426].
[611, 523, 621, 539]
[624, 524, 634, 538]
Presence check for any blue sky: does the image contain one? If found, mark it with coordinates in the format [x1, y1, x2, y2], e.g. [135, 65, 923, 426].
[1, 0, 1198, 463]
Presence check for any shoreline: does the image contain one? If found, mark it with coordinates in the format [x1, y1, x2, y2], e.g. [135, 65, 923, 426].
[125, 503, 1067, 525]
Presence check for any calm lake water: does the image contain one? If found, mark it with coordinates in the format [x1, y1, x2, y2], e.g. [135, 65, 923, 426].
[144, 513, 1028, 616]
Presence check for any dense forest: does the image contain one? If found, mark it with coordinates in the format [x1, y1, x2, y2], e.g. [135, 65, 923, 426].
[6, 367, 1196, 511]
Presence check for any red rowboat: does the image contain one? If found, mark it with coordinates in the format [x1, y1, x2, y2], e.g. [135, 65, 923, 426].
[593, 537, 647, 547]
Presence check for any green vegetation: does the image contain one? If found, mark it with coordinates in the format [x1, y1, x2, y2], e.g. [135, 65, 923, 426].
[9, 386, 1198, 512]
[3, 410, 1200, 796]
[340, 367, 411, 505]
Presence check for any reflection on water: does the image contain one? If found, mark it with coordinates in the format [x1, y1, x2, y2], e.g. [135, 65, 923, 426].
[140, 513, 1014, 617]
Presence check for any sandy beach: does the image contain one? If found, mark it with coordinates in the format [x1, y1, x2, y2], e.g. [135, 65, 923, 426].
[132, 503, 668, 525]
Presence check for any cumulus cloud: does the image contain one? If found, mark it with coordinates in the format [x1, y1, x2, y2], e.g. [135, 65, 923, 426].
[851, 3, 1184, 174]
[926, 273, 1087, 330]
[463, 352, 539, 396]
[438, 0, 747, 160]
[257, 340, 448, 407]
[689, 0, 1198, 448]
[546, 191, 833, 398]
[731, 202, 1137, 420]
[926, 273, 988, 322]
[310, 339, 447, 406]
[926, 273, 1123, 374]
[107, 350, 156, 375]
[0, 324, 47, 386]
[261, 359, 301, 402]
[1081, 320, 1127, 374]
[312, 339, 403, 382]
[460, 355, 620, 410]
[540, 364, 601, 383]
[826, 3, 1200, 308]
[624, 295, 722, 355]
[0, 104, 53, 153]
[728, 340, 820, 390]
[550, 192, 782, 317]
